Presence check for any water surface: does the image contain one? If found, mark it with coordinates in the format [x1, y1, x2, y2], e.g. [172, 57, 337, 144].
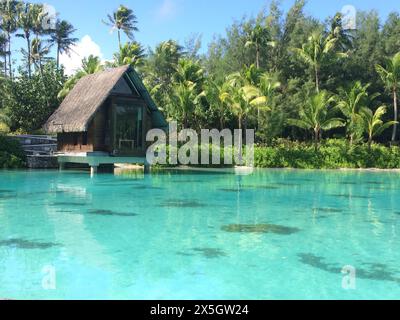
[0, 169, 399, 299]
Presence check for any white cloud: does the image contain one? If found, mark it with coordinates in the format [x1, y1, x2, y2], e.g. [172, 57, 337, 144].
[59, 35, 103, 75]
[156, 0, 178, 21]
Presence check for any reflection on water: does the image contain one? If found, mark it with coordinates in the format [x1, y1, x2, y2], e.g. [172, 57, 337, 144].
[0, 169, 400, 299]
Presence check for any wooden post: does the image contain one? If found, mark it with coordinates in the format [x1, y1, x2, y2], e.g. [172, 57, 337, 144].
[90, 165, 98, 177]
[144, 162, 151, 174]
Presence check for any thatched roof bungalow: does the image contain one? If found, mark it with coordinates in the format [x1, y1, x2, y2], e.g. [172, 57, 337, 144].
[44, 65, 167, 173]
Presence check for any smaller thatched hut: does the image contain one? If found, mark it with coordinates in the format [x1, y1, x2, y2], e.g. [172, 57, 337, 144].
[44, 65, 167, 174]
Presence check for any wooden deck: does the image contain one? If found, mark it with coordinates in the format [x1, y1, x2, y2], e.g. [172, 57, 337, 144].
[56, 152, 149, 176]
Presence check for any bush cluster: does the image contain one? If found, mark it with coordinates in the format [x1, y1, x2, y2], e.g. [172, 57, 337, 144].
[254, 139, 400, 169]
[0, 135, 26, 169]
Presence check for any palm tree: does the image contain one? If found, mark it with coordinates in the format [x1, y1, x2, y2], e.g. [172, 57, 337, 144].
[0, 108, 10, 134]
[148, 40, 183, 84]
[30, 3, 45, 39]
[81, 55, 103, 74]
[337, 81, 376, 145]
[144, 40, 183, 107]
[245, 23, 275, 69]
[221, 76, 267, 154]
[109, 41, 145, 68]
[294, 31, 341, 92]
[287, 91, 345, 149]
[26, 38, 50, 75]
[0, 32, 7, 76]
[254, 73, 281, 129]
[0, 0, 19, 79]
[16, 2, 34, 77]
[328, 13, 354, 51]
[103, 5, 138, 49]
[360, 106, 398, 149]
[49, 20, 78, 69]
[58, 55, 103, 99]
[203, 79, 231, 130]
[169, 81, 202, 128]
[174, 58, 204, 88]
[375, 52, 400, 142]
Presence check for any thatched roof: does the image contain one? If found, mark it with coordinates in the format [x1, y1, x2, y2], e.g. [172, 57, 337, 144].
[44, 65, 167, 133]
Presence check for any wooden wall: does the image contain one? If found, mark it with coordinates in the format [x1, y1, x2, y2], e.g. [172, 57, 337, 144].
[57, 96, 156, 156]
[57, 132, 93, 153]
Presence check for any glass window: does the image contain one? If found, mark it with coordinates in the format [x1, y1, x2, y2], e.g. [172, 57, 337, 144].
[114, 102, 143, 152]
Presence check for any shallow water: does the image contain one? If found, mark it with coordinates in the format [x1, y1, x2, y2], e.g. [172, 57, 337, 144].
[0, 169, 400, 300]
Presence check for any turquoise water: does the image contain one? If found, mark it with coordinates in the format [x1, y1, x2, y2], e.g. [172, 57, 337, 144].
[0, 169, 400, 300]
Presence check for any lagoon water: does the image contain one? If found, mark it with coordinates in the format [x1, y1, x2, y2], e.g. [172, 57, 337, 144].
[0, 169, 400, 300]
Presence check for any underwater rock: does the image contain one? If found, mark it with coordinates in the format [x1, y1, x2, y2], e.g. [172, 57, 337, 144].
[271, 183, 301, 187]
[313, 208, 343, 213]
[87, 209, 138, 217]
[298, 253, 400, 284]
[0, 190, 16, 199]
[221, 224, 300, 235]
[131, 185, 164, 190]
[192, 248, 227, 259]
[0, 194, 16, 200]
[330, 194, 371, 199]
[0, 190, 14, 193]
[159, 200, 207, 208]
[298, 253, 338, 273]
[245, 185, 280, 190]
[176, 251, 196, 257]
[51, 202, 87, 207]
[366, 181, 385, 185]
[218, 188, 243, 193]
[0, 239, 60, 250]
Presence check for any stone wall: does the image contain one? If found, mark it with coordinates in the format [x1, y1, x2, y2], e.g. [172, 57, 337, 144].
[26, 155, 59, 169]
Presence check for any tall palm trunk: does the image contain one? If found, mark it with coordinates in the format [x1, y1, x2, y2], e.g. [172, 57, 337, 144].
[118, 29, 121, 49]
[314, 127, 319, 151]
[256, 44, 260, 69]
[3, 55, 6, 77]
[7, 33, 12, 79]
[315, 65, 320, 93]
[26, 34, 31, 78]
[56, 43, 60, 69]
[392, 89, 398, 142]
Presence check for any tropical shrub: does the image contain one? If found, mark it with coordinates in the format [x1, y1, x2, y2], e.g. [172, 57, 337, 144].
[0, 135, 26, 168]
[254, 139, 400, 169]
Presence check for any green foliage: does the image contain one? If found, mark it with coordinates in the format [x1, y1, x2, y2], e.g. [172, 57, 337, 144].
[103, 5, 139, 49]
[1, 1, 400, 158]
[0, 134, 26, 168]
[107, 42, 145, 69]
[254, 139, 400, 169]
[336, 81, 374, 144]
[287, 91, 345, 147]
[48, 20, 78, 68]
[58, 55, 103, 99]
[376, 52, 400, 141]
[359, 106, 398, 148]
[3, 61, 65, 132]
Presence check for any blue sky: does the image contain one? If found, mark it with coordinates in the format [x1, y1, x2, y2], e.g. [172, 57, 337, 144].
[25, 0, 400, 74]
